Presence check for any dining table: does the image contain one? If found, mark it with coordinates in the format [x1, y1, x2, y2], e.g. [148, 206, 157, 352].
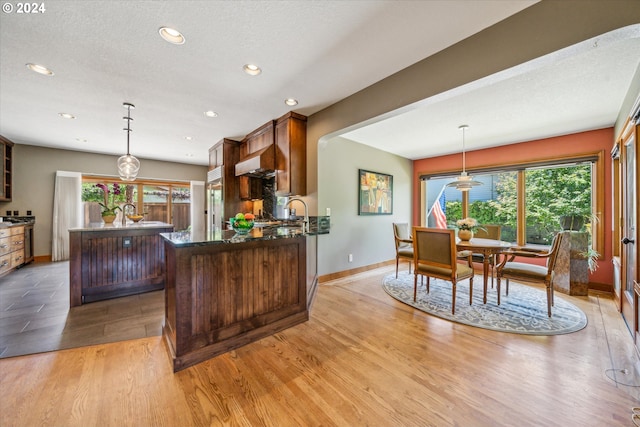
[456, 237, 513, 304]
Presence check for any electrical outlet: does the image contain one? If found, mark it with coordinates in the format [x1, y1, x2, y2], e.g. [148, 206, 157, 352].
[326, 207, 331, 216]
[348, 254, 353, 262]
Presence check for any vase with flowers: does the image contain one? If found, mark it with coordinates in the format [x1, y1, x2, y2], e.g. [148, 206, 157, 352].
[456, 217, 484, 241]
[96, 183, 122, 223]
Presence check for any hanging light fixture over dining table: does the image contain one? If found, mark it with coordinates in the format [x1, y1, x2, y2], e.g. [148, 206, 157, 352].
[446, 124, 482, 191]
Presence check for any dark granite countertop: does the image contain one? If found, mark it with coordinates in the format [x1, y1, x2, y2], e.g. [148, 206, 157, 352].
[161, 225, 307, 247]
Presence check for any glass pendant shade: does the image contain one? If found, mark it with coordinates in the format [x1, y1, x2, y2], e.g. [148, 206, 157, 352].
[117, 102, 139, 181]
[117, 154, 140, 181]
[446, 125, 482, 191]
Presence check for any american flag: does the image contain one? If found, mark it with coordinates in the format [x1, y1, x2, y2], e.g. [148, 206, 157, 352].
[431, 191, 447, 229]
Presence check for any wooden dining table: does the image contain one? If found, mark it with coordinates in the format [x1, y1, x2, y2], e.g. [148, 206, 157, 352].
[456, 237, 513, 304]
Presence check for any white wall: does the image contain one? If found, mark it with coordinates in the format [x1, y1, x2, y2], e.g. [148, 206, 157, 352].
[318, 136, 412, 275]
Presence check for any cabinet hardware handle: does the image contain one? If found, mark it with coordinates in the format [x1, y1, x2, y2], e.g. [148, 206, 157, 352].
[622, 237, 635, 245]
[0, 261, 8, 267]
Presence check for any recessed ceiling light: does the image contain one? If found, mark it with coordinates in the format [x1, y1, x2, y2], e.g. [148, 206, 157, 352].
[185, 153, 194, 158]
[243, 64, 262, 76]
[284, 98, 298, 106]
[59, 113, 75, 119]
[184, 136, 193, 141]
[26, 63, 54, 76]
[75, 138, 88, 143]
[204, 111, 218, 118]
[158, 27, 185, 45]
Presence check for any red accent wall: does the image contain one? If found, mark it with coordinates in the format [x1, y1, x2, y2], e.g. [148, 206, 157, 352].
[412, 127, 614, 286]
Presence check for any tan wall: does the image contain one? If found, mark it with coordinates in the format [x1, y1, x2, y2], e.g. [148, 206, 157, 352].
[1, 143, 207, 258]
[309, 1, 640, 276]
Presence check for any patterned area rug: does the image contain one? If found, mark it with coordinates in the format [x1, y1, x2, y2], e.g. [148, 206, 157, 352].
[382, 273, 587, 335]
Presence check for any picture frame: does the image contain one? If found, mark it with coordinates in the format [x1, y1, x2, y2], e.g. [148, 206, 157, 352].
[358, 169, 393, 215]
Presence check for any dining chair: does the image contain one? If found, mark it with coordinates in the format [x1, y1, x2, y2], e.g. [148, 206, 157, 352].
[412, 227, 474, 314]
[495, 232, 565, 317]
[392, 223, 413, 278]
[472, 225, 502, 287]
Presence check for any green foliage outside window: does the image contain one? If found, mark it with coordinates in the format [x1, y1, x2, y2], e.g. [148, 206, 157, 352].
[443, 164, 592, 245]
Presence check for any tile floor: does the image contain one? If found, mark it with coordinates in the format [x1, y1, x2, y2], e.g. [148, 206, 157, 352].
[0, 261, 164, 358]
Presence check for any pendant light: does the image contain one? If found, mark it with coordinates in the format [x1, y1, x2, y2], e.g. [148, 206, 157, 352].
[446, 124, 482, 191]
[117, 102, 140, 181]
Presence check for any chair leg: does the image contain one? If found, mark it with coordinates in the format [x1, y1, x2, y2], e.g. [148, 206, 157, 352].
[468, 277, 473, 306]
[413, 273, 418, 301]
[396, 257, 399, 278]
[506, 279, 510, 296]
[452, 283, 456, 314]
[496, 276, 501, 305]
[426, 276, 430, 293]
[546, 285, 552, 317]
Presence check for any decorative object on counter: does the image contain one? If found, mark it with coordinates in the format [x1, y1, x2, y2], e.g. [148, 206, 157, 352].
[102, 214, 117, 224]
[96, 182, 122, 219]
[127, 214, 144, 223]
[231, 212, 255, 234]
[446, 125, 482, 191]
[456, 217, 482, 241]
[117, 102, 140, 181]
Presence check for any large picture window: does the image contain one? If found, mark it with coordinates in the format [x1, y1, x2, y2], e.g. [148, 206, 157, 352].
[421, 152, 603, 254]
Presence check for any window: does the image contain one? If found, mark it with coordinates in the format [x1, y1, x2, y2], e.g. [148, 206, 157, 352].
[81, 177, 191, 231]
[421, 152, 603, 254]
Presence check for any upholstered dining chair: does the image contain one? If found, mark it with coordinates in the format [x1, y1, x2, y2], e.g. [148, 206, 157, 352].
[392, 223, 413, 278]
[495, 232, 565, 317]
[471, 225, 502, 287]
[412, 227, 474, 314]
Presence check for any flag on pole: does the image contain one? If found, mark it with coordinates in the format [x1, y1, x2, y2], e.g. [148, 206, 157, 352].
[431, 190, 447, 229]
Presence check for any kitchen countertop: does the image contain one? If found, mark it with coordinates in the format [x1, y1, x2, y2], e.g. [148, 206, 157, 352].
[69, 221, 173, 232]
[162, 225, 308, 247]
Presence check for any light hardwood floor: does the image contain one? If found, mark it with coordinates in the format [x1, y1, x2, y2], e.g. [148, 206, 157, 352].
[1, 264, 639, 427]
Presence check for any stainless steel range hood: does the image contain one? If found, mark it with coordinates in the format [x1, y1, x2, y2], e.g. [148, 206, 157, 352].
[235, 145, 275, 178]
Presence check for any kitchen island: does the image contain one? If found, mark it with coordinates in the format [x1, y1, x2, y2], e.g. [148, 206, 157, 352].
[69, 221, 174, 306]
[161, 226, 309, 371]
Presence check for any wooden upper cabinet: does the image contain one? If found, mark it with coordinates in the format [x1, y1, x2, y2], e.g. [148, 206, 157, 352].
[0, 135, 14, 202]
[240, 120, 275, 159]
[208, 143, 224, 170]
[275, 112, 307, 196]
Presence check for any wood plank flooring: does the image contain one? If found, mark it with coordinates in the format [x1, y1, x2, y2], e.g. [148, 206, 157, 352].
[1, 264, 639, 426]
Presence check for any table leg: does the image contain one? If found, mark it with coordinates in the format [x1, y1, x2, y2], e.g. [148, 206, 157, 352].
[483, 253, 490, 304]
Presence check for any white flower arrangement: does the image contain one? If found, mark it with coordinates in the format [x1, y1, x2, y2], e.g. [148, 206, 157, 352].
[456, 217, 480, 231]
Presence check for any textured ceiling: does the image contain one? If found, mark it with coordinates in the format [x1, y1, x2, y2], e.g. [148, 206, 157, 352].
[1, 1, 638, 168]
[0, 0, 537, 166]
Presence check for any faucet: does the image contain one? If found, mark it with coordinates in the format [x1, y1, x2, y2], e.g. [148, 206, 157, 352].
[122, 203, 136, 224]
[286, 197, 308, 233]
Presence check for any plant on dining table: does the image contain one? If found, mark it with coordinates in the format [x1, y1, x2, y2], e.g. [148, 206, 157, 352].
[95, 183, 122, 216]
[456, 217, 484, 233]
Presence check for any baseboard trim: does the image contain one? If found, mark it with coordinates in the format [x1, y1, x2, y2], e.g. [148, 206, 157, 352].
[319, 260, 396, 283]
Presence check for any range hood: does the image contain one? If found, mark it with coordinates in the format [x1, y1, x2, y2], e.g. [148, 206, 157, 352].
[235, 145, 275, 177]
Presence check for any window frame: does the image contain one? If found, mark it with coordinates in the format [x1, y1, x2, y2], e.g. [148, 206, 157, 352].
[81, 175, 191, 225]
[420, 150, 605, 255]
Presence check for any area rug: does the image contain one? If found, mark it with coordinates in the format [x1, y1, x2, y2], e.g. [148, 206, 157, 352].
[382, 273, 587, 335]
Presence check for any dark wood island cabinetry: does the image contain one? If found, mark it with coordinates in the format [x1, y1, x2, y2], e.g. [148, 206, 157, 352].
[161, 227, 309, 371]
[69, 221, 173, 306]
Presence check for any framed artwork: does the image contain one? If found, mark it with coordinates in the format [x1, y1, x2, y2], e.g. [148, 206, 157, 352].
[358, 169, 393, 215]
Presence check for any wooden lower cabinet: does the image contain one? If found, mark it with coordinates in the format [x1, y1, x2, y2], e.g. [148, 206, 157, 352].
[69, 225, 173, 306]
[0, 225, 24, 277]
[163, 235, 308, 372]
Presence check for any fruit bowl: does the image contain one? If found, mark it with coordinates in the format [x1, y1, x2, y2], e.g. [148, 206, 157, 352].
[127, 214, 144, 223]
[231, 221, 254, 234]
[231, 212, 255, 234]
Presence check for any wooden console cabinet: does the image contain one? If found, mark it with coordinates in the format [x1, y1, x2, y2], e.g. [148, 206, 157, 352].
[0, 225, 24, 276]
